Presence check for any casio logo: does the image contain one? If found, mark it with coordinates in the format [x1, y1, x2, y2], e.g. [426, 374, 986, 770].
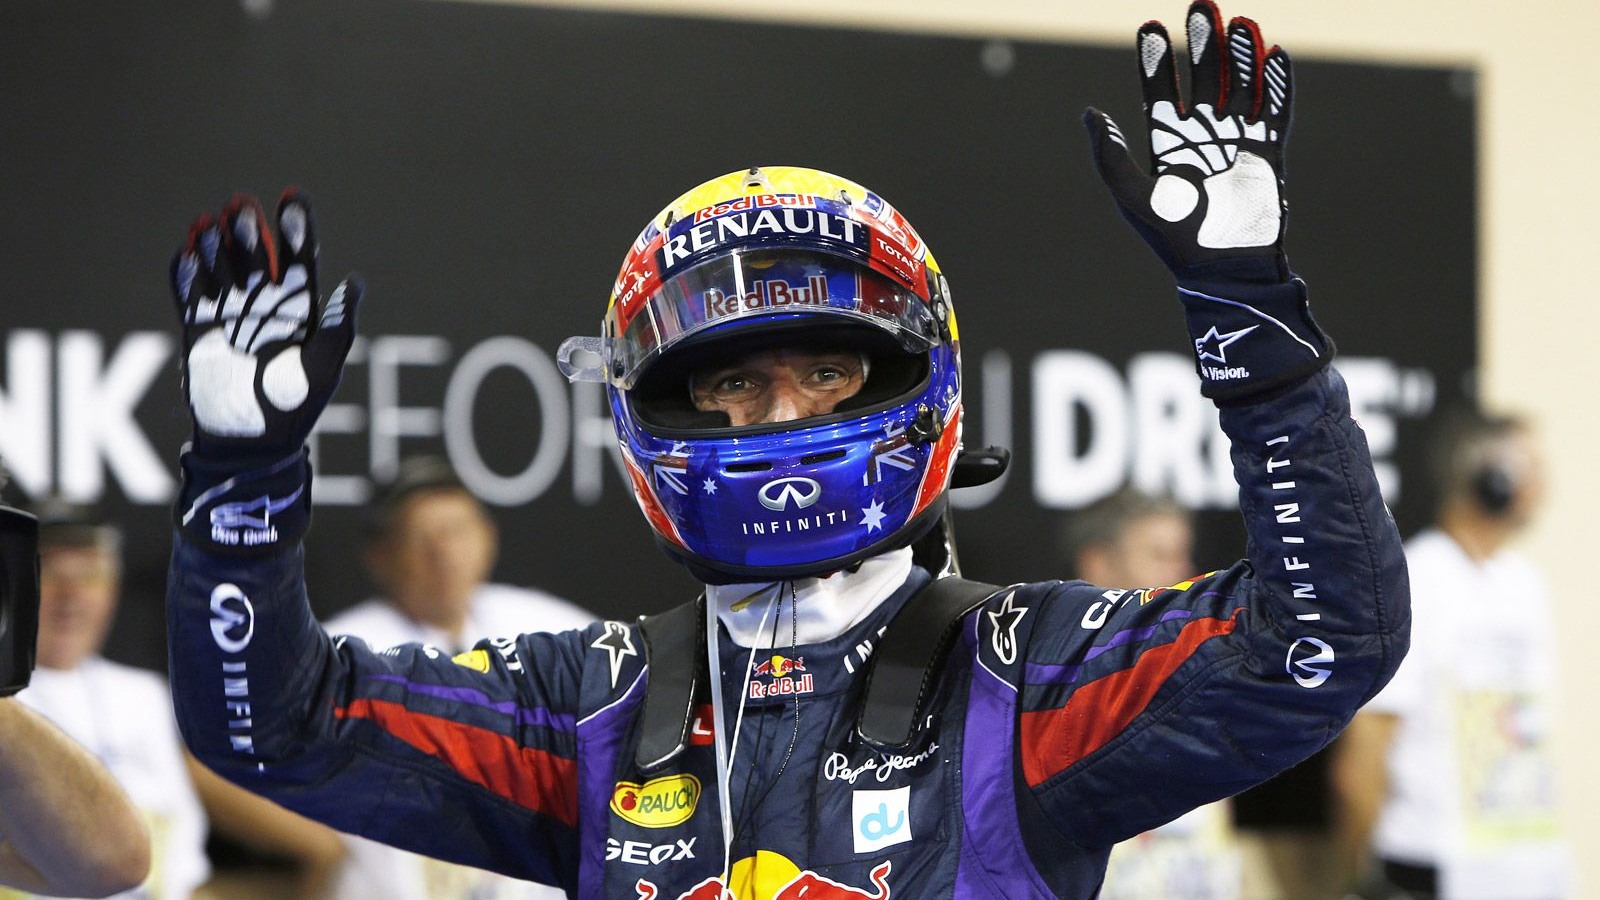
[758, 476, 822, 511]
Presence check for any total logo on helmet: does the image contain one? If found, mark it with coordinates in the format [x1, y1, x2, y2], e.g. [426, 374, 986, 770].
[634, 853, 893, 900]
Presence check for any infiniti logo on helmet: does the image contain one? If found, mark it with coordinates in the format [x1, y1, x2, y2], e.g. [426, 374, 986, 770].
[758, 477, 823, 511]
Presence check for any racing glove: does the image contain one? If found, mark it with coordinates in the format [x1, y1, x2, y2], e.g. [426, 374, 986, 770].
[169, 191, 362, 553]
[1084, 0, 1333, 403]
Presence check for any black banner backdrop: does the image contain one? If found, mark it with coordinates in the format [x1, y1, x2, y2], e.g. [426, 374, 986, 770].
[0, 0, 1474, 676]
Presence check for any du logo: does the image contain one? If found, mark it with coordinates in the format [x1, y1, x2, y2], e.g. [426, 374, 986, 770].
[852, 786, 911, 853]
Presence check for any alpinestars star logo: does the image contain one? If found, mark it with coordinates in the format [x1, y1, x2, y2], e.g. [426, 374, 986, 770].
[1194, 324, 1257, 382]
[591, 621, 638, 689]
[987, 591, 1027, 665]
[1194, 324, 1257, 363]
[209, 486, 303, 547]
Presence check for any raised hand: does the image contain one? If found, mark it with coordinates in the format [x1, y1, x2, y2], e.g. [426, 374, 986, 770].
[169, 190, 361, 551]
[1084, 1, 1331, 403]
[1085, 0, 1292, 282]
[171, 191, 361, 464]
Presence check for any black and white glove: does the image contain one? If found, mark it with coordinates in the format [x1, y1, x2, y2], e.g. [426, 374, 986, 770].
[169, 191, 362, 552]
[1084, 0, 1332, 403]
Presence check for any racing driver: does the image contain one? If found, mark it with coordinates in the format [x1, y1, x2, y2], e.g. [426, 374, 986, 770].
[164, 4, 1409, 897]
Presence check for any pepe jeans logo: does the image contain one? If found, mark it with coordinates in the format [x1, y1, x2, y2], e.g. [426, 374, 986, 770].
[610, 775, 701, 828]
[208, 584, 255, 654]
[758, 476, 823, 511]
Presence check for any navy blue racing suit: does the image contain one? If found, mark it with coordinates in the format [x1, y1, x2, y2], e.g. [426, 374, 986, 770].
[167, 368, 1407, 898]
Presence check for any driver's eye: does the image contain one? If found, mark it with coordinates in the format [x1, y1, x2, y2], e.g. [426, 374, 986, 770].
[714, 374, 751, 394]
[700, 370, 758, 400]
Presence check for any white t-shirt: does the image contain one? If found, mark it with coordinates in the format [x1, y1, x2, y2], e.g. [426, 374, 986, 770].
[321, 583, 595, 900]
[1367, 529, 1570, 900]
[9, 658, 210, 900]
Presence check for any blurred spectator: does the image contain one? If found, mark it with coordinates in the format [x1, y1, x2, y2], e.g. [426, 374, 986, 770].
[320, 456, 594, 900]
[1331, 409, 1570, 899]
[0, 698, 150, 897]
[0, 464, 148, 896]
[1065, 488, 1243, 900]
[11, 503, 343, 900]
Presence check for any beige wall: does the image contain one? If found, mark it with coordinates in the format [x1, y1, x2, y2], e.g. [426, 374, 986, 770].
[453, 0, 1600, 892]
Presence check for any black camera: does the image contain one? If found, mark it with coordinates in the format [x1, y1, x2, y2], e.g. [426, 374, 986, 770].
[0, 505, 39, 696]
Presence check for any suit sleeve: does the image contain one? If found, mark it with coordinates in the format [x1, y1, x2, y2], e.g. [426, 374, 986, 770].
[166, 463, 587, 888]
[1014, 367, 1410, 845]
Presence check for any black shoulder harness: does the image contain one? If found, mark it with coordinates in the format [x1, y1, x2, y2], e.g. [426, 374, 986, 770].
[634, 575, 1000, 769]
[634, 595, 705, 771]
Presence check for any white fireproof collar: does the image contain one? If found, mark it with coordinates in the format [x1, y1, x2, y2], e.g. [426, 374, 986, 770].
[708, 547, 914, 648]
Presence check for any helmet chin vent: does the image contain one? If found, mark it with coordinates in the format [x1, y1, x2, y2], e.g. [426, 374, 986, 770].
[800, 449, 847, 465]
[724, 461, 773, 473]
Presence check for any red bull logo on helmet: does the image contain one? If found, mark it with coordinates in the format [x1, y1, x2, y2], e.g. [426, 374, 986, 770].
[704, 275, 830, 318]
[691, 192, 819, 224]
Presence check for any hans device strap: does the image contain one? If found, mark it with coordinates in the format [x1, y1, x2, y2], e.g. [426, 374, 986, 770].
[635, 595, 704, 770]
[634, 575, 1000, 768]
[855, 575, 1000, 749]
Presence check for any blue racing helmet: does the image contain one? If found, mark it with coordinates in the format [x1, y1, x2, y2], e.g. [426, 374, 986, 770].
[559, 167, 963, 584]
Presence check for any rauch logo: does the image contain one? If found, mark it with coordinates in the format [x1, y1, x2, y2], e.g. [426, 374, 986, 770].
[610, 774, 702, 828]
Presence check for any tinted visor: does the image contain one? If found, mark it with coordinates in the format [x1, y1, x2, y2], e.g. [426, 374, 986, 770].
[606, 250, 936, 390]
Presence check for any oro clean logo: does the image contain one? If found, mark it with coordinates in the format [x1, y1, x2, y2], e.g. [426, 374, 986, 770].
[208, 583, 255, 654]
[758, 476, 823, 511]
[1286, 636, 1335, 689]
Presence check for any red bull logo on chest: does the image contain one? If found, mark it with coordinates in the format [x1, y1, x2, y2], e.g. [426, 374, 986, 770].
[749, 654, 813, 699]
[634, 855, 893, 900]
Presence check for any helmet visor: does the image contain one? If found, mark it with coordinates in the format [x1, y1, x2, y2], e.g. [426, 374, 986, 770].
[596, 250, 937, 390]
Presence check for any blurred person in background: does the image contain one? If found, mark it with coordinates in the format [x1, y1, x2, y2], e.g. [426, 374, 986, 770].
[1331, 409, 1570, 900]
[12, 503, 344, 900]
[319, 455, 593, 900]
[0, 471, 149, 897]
[1067, 489, 1243, 900]
[0, 698, 151, 898]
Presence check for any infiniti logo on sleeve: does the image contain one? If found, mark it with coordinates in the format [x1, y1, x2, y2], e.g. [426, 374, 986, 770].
[209, 583, 256, 654]
[758, 476, 823, 511]
[1286, 636, 1335, 689]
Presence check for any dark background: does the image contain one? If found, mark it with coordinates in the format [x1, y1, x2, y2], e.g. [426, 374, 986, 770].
[0, 0, 1475, 678]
